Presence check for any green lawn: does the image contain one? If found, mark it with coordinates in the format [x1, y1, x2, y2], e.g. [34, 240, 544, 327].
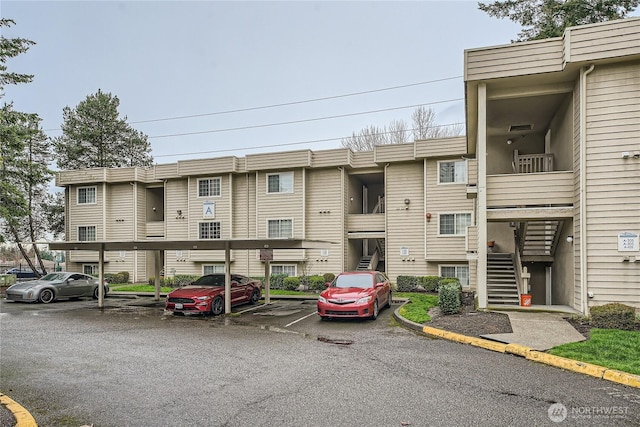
[396, 292, 439, 324]
[110, 284, 173, 293]
[549, 329, 640, 375]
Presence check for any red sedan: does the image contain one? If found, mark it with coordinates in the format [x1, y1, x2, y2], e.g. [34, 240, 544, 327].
[165, 274, 262, 315]
[317, 271, 392, 320]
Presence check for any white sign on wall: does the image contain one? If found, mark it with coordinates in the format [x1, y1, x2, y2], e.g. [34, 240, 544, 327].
[203, 201, 215, 218]
[618, 232, 639, 252]
[400, 247, 409, 256]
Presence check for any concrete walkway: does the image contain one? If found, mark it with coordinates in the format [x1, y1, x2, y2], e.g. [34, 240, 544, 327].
[481, 311, 587, 351]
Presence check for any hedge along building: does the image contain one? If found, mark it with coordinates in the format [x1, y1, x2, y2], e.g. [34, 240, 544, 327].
[54, 137, 475, 292]
[465, 17, 640, 314]
[54, 18, 640, 315]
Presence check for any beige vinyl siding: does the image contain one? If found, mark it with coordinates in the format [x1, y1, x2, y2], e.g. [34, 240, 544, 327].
[136, 183, 146, 241]
[56, 168, 107, 186]
[374, 143, 415, 163]
[584, 63, 640, 308]
[152, 163, 179, 180]
[106, 183, 136, 244]
[305, 168, 343, 276]
[573, 78, 583, 309]
[350, 151, 377, 169]
[68, 184, 103, 263]
[385, 162, 425, 282]
[465, 39, 563, 81]
[177, 157, 238, 176]
[231, 173, 258, 277]
[311, 149, 352, 168]
[486, 172, 574, 207]
[566, 18, 640, 63]
[425, 159, 474, 260]
[256, 170, 304, 261]
[246, 150, 312, 171]
[414, 137, 467, 158]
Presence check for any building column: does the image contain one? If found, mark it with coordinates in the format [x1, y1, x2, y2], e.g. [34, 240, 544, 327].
[477, 83, 488, 309]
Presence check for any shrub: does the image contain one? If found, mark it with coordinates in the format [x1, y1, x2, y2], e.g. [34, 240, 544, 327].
[420, 276, 440, 292]
[283, 276, 301, 291]
[105, 272, 130, 284]
[323, 272, 335, 283]
[438, 279, 461, 314]
[397, 275, 419, 292]
[308, 275, 326, 291]
[590, 303, 637, 331]
[269, 274, 288, 290]
[148, 276, 165, 286]
[118, 271, 130, 283]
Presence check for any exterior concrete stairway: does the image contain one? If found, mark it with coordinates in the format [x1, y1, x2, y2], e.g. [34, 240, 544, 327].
[487, 253, 520, 305]
[356, 256, 373, 271]
[519, 220, 563, 262]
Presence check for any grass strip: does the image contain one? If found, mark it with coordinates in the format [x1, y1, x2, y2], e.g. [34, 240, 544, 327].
[549, 328, 640, 375]
[396, 292, 439, 324]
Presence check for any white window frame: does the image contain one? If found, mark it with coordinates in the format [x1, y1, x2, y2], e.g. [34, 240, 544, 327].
[267, 218, 293, 239]
[266, 172, 294, 194]
[78, 225, 97, 241]
[437, 160, 467, 185]
[198, 221, 222, 240]
[197, 177, 222, 198]
[439, 264, 470, 288]
[83, 264, 98, 276]
[77, 186, 97, 205]
[271, 264, 297, 276]
[438, 213, 472, 236]
[203, 264, 225, 275]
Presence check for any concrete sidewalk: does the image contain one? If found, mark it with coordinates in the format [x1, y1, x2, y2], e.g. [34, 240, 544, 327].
[481, 311, 587, 351]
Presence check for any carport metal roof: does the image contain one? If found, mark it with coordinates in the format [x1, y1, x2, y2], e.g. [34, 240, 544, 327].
[49, 238, 333, 313]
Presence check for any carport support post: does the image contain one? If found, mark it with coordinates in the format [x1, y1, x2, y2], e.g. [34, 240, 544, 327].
[154, 250, 162, 301]
[225, 241, 231, 314]
[98, 246, 105, 308]
[264, 259, 270, 304]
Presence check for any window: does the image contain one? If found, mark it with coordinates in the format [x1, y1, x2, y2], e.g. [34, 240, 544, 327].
[268, 219, 293, 238]
[440, 265, 470, 288]
[77, 186, 97, 204]
[438, 161, 466, 184]
[439, 213, 471, 235]
[271, 265, 296, 276]
[83, 264, 98, 276]
[198, 178, 221, 197]
[199, 221, 221, 239]
[203, 264, 225, 275]
[267, 172, 293, 194]
[78, 226, 97, 241]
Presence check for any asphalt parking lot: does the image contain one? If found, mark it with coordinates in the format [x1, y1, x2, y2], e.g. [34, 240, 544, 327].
[3, 295, 640, 427]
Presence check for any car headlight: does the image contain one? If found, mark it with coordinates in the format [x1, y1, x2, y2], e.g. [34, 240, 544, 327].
[196, 295, 212, 301]
[356, 296, 372, 304]
[318, 296, 327, 303]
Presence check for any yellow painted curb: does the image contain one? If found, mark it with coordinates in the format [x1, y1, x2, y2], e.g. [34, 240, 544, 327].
[469, 338, 507, 353]
[504, 343, 532, 357]
[0, 392, 38, 427]
[422, 326, 507, 352]
[526, 351, 607, 379]
[602, 370, 640, 389]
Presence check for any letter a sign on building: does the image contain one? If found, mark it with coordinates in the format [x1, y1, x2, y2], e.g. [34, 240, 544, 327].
[203, 201, 215, 219]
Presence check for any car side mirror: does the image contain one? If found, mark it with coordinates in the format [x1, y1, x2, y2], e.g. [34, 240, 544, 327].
[375, 282, 385, 288]
[67, 278, 75, 282]
[325, 282, 331, 287]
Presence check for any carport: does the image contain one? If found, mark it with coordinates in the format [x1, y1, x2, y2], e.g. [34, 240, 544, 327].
[49, 239, 331, 314]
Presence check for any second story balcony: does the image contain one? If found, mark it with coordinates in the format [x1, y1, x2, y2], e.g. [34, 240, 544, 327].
[487, 171, 573, 208]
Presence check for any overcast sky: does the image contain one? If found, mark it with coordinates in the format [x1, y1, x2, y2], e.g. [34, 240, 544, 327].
[4, 1, 529, 165]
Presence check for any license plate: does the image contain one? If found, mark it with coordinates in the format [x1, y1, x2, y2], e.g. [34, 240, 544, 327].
[175, 303, 183, 309]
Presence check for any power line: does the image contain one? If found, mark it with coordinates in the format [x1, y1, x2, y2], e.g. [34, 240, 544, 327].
[42, 75, 463, 132]
[154, 121, 466, 159]
[149, 98, 463, 140]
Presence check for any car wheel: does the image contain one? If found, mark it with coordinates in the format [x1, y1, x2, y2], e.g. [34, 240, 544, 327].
[249, 289, 260, 305]
[39, 289, 55, 304]
[93, 287, 99, 299]
[370, 299, 379, 320]
[210, 296, 224, 316]
[385, 291, 392, 309]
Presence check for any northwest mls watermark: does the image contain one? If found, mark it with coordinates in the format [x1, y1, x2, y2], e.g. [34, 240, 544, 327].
[548, 403, 630, 423]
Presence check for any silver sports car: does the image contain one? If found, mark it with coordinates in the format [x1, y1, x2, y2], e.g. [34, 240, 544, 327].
[5, 272, 109, 303]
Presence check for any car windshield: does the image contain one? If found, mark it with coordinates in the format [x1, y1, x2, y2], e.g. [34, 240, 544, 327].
[41, 273, 67, 281]
[334, 274, 374, 289]
[191, 275, 225, 286]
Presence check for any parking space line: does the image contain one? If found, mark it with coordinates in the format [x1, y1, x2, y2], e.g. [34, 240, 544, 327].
[235, 303, 272, 315]
[285, 311, 318, 327]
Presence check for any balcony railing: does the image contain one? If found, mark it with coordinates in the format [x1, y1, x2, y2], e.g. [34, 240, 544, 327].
[347, 214, 385, 233]
[487, 171, 573, 208]
[512, 150, 554, 173]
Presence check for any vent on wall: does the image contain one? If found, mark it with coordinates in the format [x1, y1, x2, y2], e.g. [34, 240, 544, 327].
[509, 124, 533, 132]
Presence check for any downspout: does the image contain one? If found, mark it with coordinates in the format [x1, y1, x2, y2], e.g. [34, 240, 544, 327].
[423, 159, 427, 260]
[384, 163, 389, 276]
[338, 167, 345, 272]
[580, 64, 595, 316]
[102, 182, 107, 240]
[130, 181, 137, 283]
[302, 168, 306, 263]
[246, 173, 250, 275]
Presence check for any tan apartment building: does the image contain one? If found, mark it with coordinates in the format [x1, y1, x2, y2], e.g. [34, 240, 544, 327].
[56, 138, 474, 290]
[55, 18, 640, 315]
[465, 17, 640, 314]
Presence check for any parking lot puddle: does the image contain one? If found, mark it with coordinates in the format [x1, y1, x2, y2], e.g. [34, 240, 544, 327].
[317, 336, 354, 346]
[253, 308, 302, 317]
